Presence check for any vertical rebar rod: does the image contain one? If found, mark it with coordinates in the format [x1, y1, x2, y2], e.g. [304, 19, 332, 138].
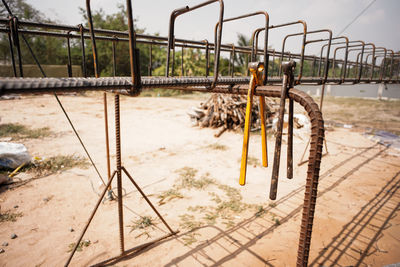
[271, 50, 275, 77]
[66, 32, 72, 77]
[311, 56, 316, 77]
[112, 39, 117, 77]
[9, 18, 23, 77]
[79, 25, 87, 78]
[86, 0, 112, 191]
[7, 31, 17, 77]
[172, 41, 175, 76]
[181, 45, 184, 76]
[231, 45, 235, 77]
[125, 0, 140, 91]
[148, 43, 152, 76]
[287, 97, 293, 179]
[115, 94, 125, 254]
[270, 74, 287, 200]
[204, 40, 209, 77]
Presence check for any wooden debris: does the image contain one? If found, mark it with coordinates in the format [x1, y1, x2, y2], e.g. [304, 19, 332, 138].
[188, 94, 278, 137]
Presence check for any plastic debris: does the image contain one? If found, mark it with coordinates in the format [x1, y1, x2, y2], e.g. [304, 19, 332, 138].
[0, 142, 31, 169]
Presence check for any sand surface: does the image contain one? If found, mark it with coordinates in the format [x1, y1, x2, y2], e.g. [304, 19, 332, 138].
[0, 93, 399, 267]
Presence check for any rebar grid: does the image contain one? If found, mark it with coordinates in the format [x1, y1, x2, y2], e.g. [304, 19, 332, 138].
[0, 1, 398, 267]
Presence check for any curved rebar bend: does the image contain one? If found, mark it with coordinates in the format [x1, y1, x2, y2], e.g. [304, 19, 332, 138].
[318, 37, 347, 76]
[332, 44, 353, 83]
[214, 11, 269, 84]
[250, 86, 323, 267]
[318, 38, 359, 80]
[251, 21, 307, 83]
[166, 0, 224, 89]
[86, 0, 140, 94]
[326, 41, 365, 82]
[363, 47, 387, 81]
[280, 29, 332, 84]
[386, 49, 395, 81]
[363, 43, 376, 81]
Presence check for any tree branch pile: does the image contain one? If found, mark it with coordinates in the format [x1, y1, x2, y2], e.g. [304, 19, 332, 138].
[188, 94, 279, 137]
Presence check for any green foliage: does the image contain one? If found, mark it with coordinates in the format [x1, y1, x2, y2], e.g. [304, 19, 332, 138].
[255, 206, 267, 217]
[67, 240, 91, 252]
[128, 216, 155, 232]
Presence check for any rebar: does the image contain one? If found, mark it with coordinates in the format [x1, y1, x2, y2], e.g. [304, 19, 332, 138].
[0, 1, 398, 266]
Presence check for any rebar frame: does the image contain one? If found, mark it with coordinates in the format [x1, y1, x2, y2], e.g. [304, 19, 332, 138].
[0, 0, 399, 266]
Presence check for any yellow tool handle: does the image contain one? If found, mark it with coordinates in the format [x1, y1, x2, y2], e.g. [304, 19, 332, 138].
[259, 96, 268, 167]
[239, 75, 256, 186]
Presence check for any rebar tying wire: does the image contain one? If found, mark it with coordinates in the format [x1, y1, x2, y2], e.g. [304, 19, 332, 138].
[1, 0, 107, 188]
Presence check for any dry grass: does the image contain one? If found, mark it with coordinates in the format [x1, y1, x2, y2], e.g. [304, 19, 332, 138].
[206, 143, 228, 151]
[0, 123, 52, 140]
[314, 96, 400, 135]
[0, 209, 23, 222]
[25, 155, 89, 176]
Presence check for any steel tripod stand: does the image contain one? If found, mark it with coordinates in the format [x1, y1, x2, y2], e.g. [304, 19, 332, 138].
[65, 94, 177, 267]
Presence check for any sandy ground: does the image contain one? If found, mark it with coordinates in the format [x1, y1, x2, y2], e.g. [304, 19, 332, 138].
[0, 93, 399, 267]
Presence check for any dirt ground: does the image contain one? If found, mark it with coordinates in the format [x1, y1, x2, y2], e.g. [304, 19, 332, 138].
[0, 93, 399, 267]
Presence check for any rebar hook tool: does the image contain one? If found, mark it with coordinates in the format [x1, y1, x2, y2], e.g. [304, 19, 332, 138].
[239, 62, 267, 186]
[270, 60, 296, 200]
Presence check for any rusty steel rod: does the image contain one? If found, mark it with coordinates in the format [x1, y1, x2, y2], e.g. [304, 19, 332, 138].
[65, 170, 117, 266]
[270, 60, 296, 200]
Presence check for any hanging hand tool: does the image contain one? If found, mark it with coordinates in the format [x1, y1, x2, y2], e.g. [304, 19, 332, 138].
[239, 62, 267, 186]
[270, 60, 296, 200]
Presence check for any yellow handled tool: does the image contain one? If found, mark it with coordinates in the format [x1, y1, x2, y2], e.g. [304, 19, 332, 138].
[239, 62, 266, 186]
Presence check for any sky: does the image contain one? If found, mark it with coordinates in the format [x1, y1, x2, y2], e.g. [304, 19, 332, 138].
[25, 0, 400, 58]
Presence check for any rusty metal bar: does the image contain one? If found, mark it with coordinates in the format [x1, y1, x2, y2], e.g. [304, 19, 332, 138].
[66, 31, 72, 77]
[65, 170, 117, 266]
[166, 0, 224, 89]
[270, 60, 296, 199]
[78, 24, 87, 78]
[6, 30, 17, 77]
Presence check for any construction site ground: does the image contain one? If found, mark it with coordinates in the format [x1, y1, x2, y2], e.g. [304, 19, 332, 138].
[0, 92, 399, 267]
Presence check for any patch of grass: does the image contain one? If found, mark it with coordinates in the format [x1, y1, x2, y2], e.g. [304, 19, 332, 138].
[67, 240, 91, 252]
[176, 167, 215, 190]
[247, 156, 259, 166]
[268, 202, 277, 208]
[203, 212, 218, 225]
[157, 189, 184, 205]
[181, 232, 200, 246]
[128, 216, 155, 232]
[0, 210, 23, 222]
[271, 213, 281, 226]
[179, 214, 203, 231]
[255, 206, 267, 218]
[238, 156, 259, 166]
[0, 123, 52, 139]
[222, 220, 235, 228]
[25, 155, 89, 176]
[206, 143, 228, 151]
[316, 96, 400, 135]
[188, 205, 208, 213]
